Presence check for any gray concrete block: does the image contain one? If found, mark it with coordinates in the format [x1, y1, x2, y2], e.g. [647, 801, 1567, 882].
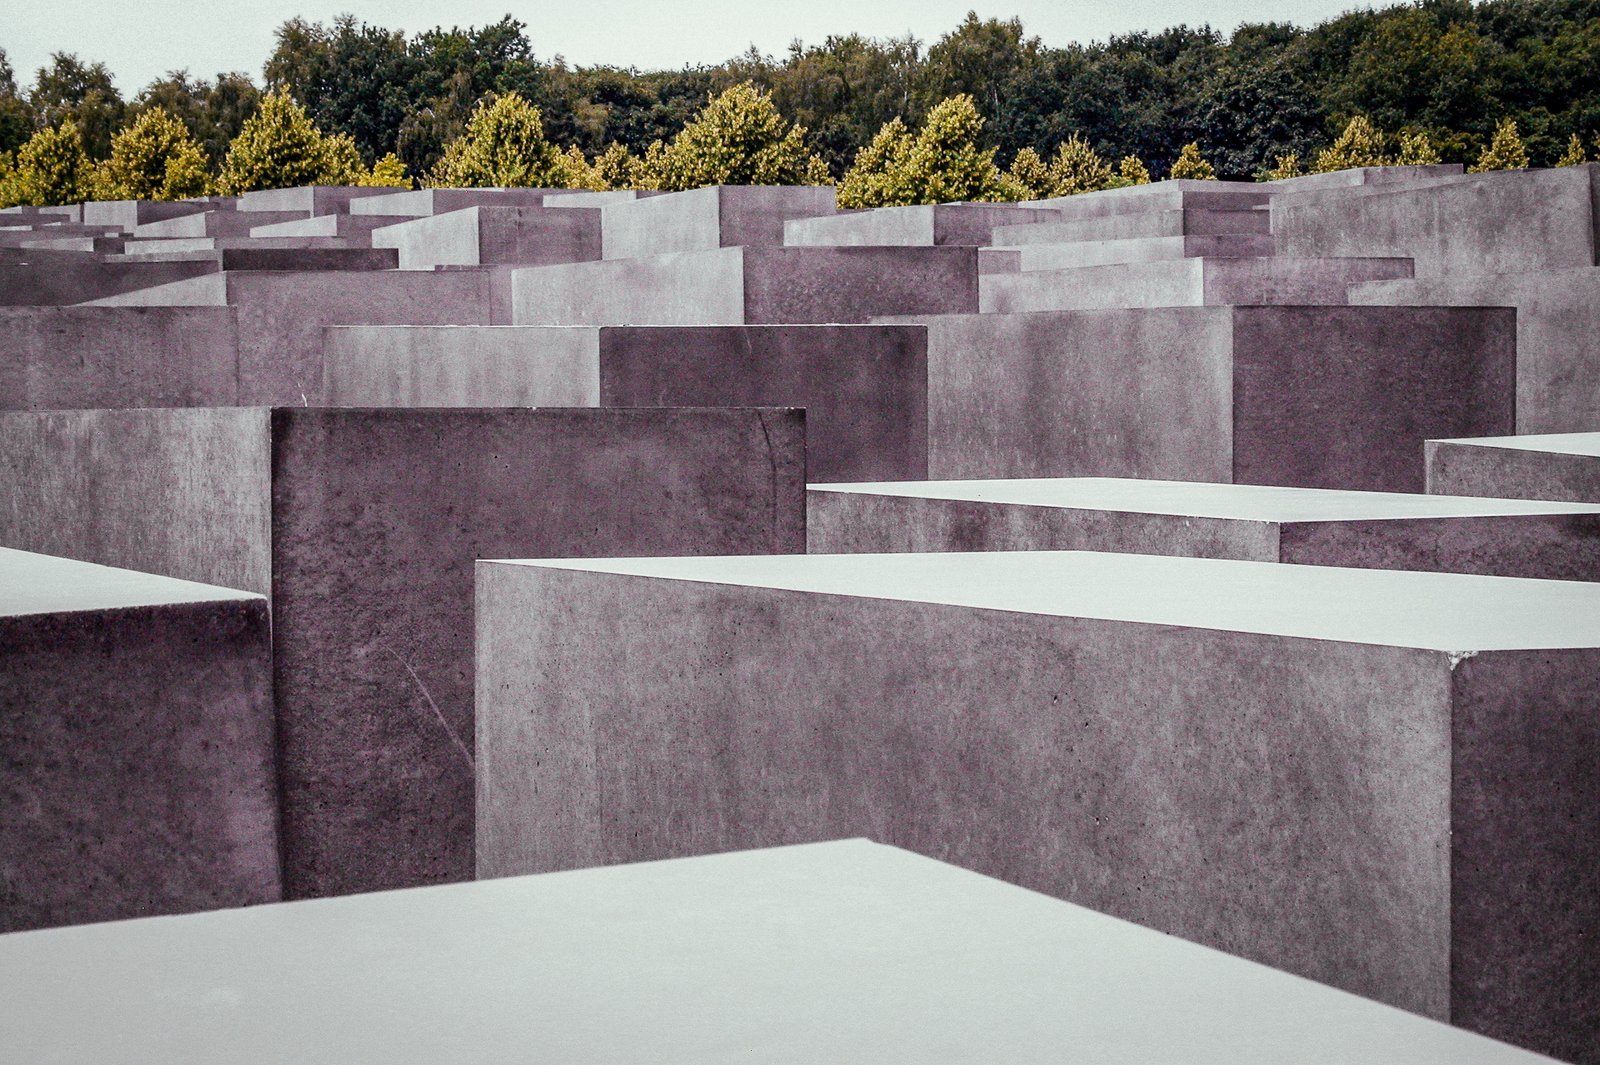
[89, 270, 493, 405]
[323, 323, 927, 481]
[477, 550, 1600, 1061]
[808, 477, 1600, 581]
[784, 203, 1061, 247]
[1273, 164, 1600, 276]
[0, 306, 239, 410]
[1427, 433, 1600, 504]
[541, 188, 669, 208]
[0, 257, 218, 306]
[80, 199, 207, 229]
[238, 185, 399, 215]
[1351, 266, 1600, 434]
[978, 248, 1020, 274]
[1014, 233, 1275, 270]
[906, 306, 1514, 491]
[1265, 164, 1466, 192]
[602, 184, 836, 260]
[136, 210, 306, 238]
[980, 256, 1413, 311]
[1026, 179, 1273, 219]
[0, 839, 1558, 1064]
[992, 208, 1271, 245]
[0, 547, 276, 932]
[348, 188, 557, 218]
[247, 213, 412, 239]
[371, 206, 601, 269]
[114, 247, 400, 271]
[0, 406, 806, 899]
[514, 245, 977, 326]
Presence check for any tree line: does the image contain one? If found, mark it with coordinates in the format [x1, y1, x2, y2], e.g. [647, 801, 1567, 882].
[2, 0, 1597, 206]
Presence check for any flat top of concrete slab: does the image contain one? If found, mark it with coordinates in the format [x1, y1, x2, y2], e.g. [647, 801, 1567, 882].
[1431, 432, 1600, 457]
[0, 840, 1549, 1064]
[0, 547, 259, 618]
[495, 551, 1600, 653]
[810, 477, 1600, 521]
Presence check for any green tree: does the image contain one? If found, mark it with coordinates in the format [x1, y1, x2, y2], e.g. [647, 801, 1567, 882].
[91, 106, 209, 200]
[1394, 129, 1441, 165]
[1045, 134, 1115, 195]
[885, 93, 1005, 203]
[214, 91, 356, 193]
[1117, 155, 1152, 185]
[0, 49, 35, 156]
[136, 71, 262, 165]
[0, 121, 91, 206]
[916, 12, 1039, 122]
[1167, 141, 1216, 179]
[1312, 115, 1389, 172]
[1555, 132, 1587, 167]
[837, 116, 913, 207]
[1000, 145, 1050, 199]
[646, 82, 828, 190]
[1470, 117, 1528, 172]
[428, 91, 569, 187]
[358, 152, 411, 187]
[28, 53, 125, 159]
[1263, 152, 1303, 179]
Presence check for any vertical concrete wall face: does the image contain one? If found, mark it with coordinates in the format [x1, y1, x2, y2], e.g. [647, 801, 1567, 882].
[1427, 437, 1600, 504]
[371, 207, 602, 270]
[0, 258, 218, 306]
[0, 557, 277, 933]
[323, 326, 603, 407]
[0, 307, 240, 410]
[601, 185, 837, 260]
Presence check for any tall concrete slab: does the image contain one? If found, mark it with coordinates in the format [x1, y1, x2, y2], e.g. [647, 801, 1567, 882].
[238, 185, 399, 215]
[1272, 164, 1600, 276]
[0, 548, 276, 933]
[0, 256, 217, 305]
[0, 840, 1558, 1064]
[135, 210, 305, 238]
[88, 270, 493, 405]
[80, 199, 208, 229]
[1265, 164, 1466, 192]
[0, 307, 240, 410]
[477, 550, 1600, 1062]
[323, 323, 928, 481]
[1024, 179, 1273, 219]
[247, 213, 413, 239]
[514, 245, 978, 326]
[371, 206, 602, 269]
[909, 306, 1513, 491]
[1012, 233, 1275, 270]
[0, 406, 806, 900]
[1427, 433, 1600, 504]
[808, 477, 1600, 580]
[1351, 266, 1600, 434]
[348, 187, 559, 217]
[992, 207, 1271, 245]
[784, 203, 1060, 246]
[601, 185, 837, 259]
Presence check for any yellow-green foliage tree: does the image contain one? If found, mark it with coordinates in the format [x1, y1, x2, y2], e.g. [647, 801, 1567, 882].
[1045, 134, 1115, 195]
[214, 91, 364, 193]
[1312, 115, 1388, 173]
[841, 94, 1005, 207]
[592, 142, 644, 190]
[91, 106, 208, 201]
[1395, 129, 1441, 165]
[644, 82, 828, 191]
[1555, 133, 1588, 167]
[0, 121, 91, 206]
[429, 92, 569, 188]
[1117, 155, 1151, 185]
[837, 117, 914, 207]
[999, 146, 1050, 200]
[359, 152, 410, 187]
[1167, 142, 1217, 180]
[1263, 152, 1303, 180]
[1470, 118, 1528, 172]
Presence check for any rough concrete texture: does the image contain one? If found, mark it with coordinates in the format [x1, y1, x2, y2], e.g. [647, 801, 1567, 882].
[1427, 433, 1600, 504]
[135, 210, 306, 238]
[1351, 266, 1600, 434]
[1273, 164, 1600, 276]
[514, 245, 978, 326]
[601, 185, 837, 259]
[0, 307, 240, 410]
[807, 477, 1600, 582]
[371, 206, 602, 269]
[89, 270, 493, 405]
[783, 204, 1061, 246]
[80, 199, 207, 229]
[0, 840, 1560, 1065]
[1014, 234, 1276, 270]
[993, 208, 1271, 246]
[248, 213, 413, 238]
[323, 323, 928, 481]
[238, 186, 399, 215]
[980, 256, 1413, 311]
[0, 548, 276, 933]
[541, 188, 670, 208]
[117, 247, 400, 271]
[0, 256, 217, 305]
[909, 306, 1513, 491]
[1265, 164, 1466, 192]
[0, 406, 806, 900]
[476, 551, 1600, 1062]
[1026, 179, 1273, 218]
[348, 188, 559, 217]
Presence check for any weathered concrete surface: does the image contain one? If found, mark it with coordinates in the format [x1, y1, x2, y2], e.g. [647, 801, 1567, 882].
[992, 208, 1271, 246]
[1025, 179, 1273, 218]
[348, 188, 558, 217]
[514, 246, 978, 326]
[1427, 433, 1600, 504]
[1265, 164, 1465, 192]
[807, 477, 1600, 581]
[135, 210, 305, 238]
[114, 247, 400, 271]
[477, 550, 1600, 1062]
[980, 256, 1413, 311]
[0, 256, 217, 305]
[0, 841, 1560, 1065]
[1273, 164, 1600, 276]
[80, 199, 207, 229]
[601, 185, 837, 260]
[909, 306, 1513, 491]
[324, 323, 927, 482]
[247, 213, 413, 238]
[371, 206, 602, 269]
[0, 548, 276, 933]
[1351, 266, 1600, 434]
[238, 186, 398, 215]
[0, 407, 807, 900]
[0, 307, 240, 410]
[784, 204, 1060, 247]
[541, 188, 669, 208]
[89, 270, 492, 405]
[1013, 234, 1275, 270]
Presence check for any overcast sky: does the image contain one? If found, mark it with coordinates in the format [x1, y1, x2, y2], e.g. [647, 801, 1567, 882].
[7, 0, 1377, 92]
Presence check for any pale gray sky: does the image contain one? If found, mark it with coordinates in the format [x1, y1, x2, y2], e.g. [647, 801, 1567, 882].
[6, 0, 1378, 93]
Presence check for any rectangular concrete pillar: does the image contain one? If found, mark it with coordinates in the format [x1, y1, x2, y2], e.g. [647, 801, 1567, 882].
[371, 206, 601, 269]
[323, 323, 928, 481]
[0, 406, 805, 901]
[0, 840, 1554, 1064]
[783, 203, 1060, 246]
[600, 184, 836, 259]
[0, 548, 276, 932]
[477, 550, 1600, 1063]
[1427, 432, 1600, 504]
